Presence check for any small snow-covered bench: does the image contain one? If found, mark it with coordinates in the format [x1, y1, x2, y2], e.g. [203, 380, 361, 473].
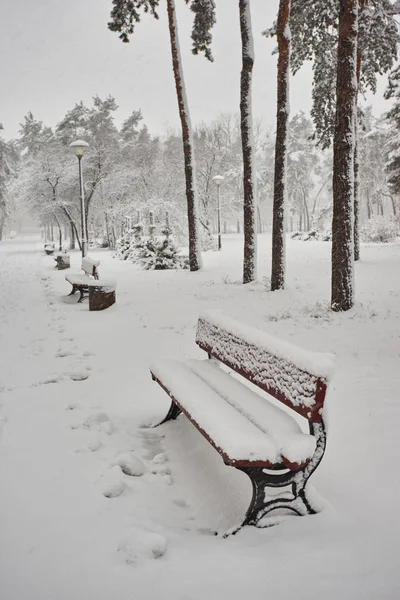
[54, 251, 70, 270]
[65, 257, 100, 303]
[150, 310, 336, 529]
[44, 243, 55, 255]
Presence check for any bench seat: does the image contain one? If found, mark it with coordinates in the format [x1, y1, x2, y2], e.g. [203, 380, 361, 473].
[151, 359, 315, 469]
[186, 359, 316, 467]
[65, 274, 92, 285]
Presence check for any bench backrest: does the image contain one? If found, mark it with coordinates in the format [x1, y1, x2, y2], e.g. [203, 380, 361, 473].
[195, 311, 336, 423]
[81, 257, 100, 278]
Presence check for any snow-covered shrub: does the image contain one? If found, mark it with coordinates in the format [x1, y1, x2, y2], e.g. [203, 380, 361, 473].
[115, 224, 144, 260]
[290, 228, 331, 242]
[302, 229, 319, 241]
[115, 232, 132, 260]
[320, 228, 332, 242]
[361, 216, 399, 243]
[137, 233, 188, 270]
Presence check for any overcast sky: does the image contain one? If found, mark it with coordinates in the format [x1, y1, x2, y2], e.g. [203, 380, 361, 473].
[0, 0, 394, 141]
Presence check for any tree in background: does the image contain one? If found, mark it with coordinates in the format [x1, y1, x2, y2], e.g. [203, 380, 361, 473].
[270, 0, 292, 291]
[0, 125, 19, 240]
[108, 0, 216, 272]
[239, 0, 257, 283]
[331, 0, 358, 312]
[290, 0, 398, 261]
[385, 65, 400, 202]
[286, 112, 320, 232]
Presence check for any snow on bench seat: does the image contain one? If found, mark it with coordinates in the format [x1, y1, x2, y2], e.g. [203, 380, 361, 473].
[65, 273, 92, 285]
[151, 359, 310, 468]
[186, 359, 316, 466]
[196, 310, 336, 421]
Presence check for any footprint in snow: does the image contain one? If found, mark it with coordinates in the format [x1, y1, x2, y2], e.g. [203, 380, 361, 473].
[152, 452, 168, 464]
[69, 371, 89, 381]
[39, 374, 62, 385]
[117, 528, 167, 564]
[114, 453, 147, 477]
[81, 412, 115, 435]
[66, 402, 80, 411]
[56, 349, 73, 358]
[102, 465, 125, 498]
[87, 439, 102, 452]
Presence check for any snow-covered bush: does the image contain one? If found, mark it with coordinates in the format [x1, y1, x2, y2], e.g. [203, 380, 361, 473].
[115, 224, 144, 260]
[361, 216, 399, 243]
[290, 229, 331, 241]
[137, 229, 188, 270]
[115, 232, 132, 260]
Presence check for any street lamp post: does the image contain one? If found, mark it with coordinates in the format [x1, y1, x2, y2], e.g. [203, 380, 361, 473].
[212, 175, 224, 250]
[70, 140, 89, 257]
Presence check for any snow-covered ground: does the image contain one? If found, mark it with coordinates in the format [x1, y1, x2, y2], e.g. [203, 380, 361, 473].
[0, 234, 399, 600]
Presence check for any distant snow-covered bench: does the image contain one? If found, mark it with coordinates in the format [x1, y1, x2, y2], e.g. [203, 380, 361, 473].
[65, 257, 100, 303]
[150, 310, 336, 530]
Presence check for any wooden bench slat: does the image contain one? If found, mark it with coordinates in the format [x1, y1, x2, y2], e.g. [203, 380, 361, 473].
[186, 359, 316, 467]
[150, 359, 281, 467]
[196, 311, 335, 422]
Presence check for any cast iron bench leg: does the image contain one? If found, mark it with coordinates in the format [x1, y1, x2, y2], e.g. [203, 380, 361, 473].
[77, 288, 85, 303]
[68, 285, 77, 296]
[238, 419, 327, 527]
[154, 400, 182, 426]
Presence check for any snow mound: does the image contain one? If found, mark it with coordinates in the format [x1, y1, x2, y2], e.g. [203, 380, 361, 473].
[115, 453, 147, 477]
[117, 528, 167, 564]
[102, 465, 125, 498]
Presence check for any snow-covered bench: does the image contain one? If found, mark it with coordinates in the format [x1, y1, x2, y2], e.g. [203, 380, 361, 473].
[44, 243, 55, 255]
[150, 310, 336, 529]
[54, 251, 70, 270]
[65, 257, 100, 303]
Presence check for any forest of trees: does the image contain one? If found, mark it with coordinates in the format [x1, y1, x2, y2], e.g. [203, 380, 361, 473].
[1, 0, 400, 312]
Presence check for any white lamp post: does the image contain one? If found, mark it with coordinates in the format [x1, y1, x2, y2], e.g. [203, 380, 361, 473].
[70, 140, 89, 257]
[212, 175, 224, 250]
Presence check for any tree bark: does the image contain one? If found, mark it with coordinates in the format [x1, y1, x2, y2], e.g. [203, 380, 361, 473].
[271, 0, 291, 291]
[53, 213, 63, 251]
[331, 0, 358, 312]
[239, 0, 257, 283]
[166, 0, 202, 271]
[0, 213, 5, 241]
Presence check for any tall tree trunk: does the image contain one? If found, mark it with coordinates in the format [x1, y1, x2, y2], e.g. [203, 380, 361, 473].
[239, 0, 257, 283]
[354, 0, 367, 262]
[366, 188, 373, 219]
[331, 0, 358, 312]
[0, 213, 5, 241]
[70, 221, 76, 249]
[271, 0, 291, 291]
[53, 214, 62, 251]
[166, 0, 202, 271]
[390, 195, 397, 216]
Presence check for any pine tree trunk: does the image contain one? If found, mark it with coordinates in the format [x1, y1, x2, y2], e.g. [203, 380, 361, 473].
[70, 222, 76, 249]
[271, 0, 291, 291]
[166, 0, 202, 271]
[354, 43, 362, 262]
[239, 0, 257, 283]
[0, 213, 5, 241]
[53, 214, 62, 251]
[331, 0, 358, 312]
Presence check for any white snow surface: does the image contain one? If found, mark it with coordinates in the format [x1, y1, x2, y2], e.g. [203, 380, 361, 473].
[0, 235, 400, 600]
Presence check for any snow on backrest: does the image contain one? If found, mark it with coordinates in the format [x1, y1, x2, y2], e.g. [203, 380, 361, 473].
[81, 257, 100, 276]
[195, 310, 336, 422]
